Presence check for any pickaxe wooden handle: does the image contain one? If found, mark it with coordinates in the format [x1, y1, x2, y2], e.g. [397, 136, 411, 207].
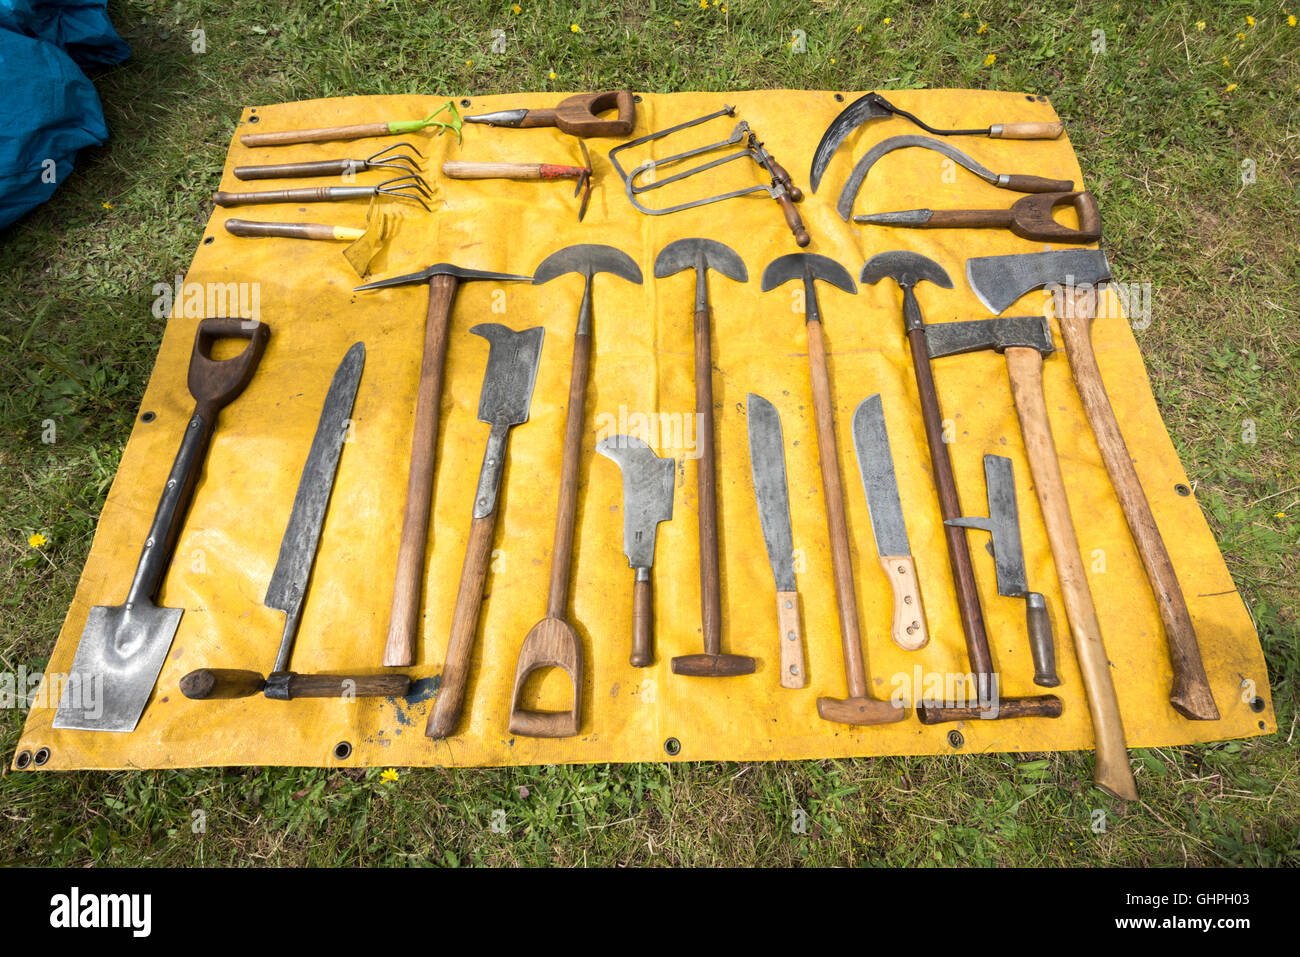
[1004, 346, 1139, 799]
[1056, 288, 1218, 720]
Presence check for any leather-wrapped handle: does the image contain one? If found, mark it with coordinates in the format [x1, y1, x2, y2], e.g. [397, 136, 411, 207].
[214, 187, 336, 206]
[990, 121, 1064, 139]
[240, 122, 392, 147]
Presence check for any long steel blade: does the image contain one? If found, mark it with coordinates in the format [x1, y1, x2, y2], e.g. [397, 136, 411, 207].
[851, 395, 911, 558]
[265, 343, 365, 643]
[746, 393, 796, 591]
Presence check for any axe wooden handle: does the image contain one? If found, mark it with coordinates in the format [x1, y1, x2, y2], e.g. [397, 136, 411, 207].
[1056, 289, 1219, 721]
[1004, 346, 1138, 799]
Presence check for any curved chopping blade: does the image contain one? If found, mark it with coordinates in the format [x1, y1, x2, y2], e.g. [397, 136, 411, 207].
[745, 393, 796, 591]
[809, 92, 892, 194]
[851, 395, 910, 559]
[836, 134, 998, 221]
[595, 436, 674, 570]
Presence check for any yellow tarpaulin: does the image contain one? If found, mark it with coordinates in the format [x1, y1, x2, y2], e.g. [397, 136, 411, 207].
[14, 90, 1273, 771]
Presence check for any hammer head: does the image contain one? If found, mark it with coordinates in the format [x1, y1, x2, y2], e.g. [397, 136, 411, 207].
[925, 316, 1054, 360]
[354, 262, 531, 292]
[653, 238, 747, 284]
[760, 252, 856, 294]
[533, 243, 643, 286]
[859, 250, 952, 291]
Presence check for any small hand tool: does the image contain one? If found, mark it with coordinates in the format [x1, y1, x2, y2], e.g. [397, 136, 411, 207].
[233, 143, 424, 180]
[442, 142, 593, 221]
[179, 344, 403, 702]
[745, 393, 807, 689]
[595, 436, 675, 668]
[946, 455, 1058, 687]
[223, 204, 402, 277]
[503, 244, 643, 739]
[213, 174, 432, 211]
[355, 262, 533, 669]
[53, 318, 270, 732]
[426, 324, 545, 740]
[761, 254, 905, 725]
[967, 249, 1217, 723]
[239, 101, 462, 147]
[851, 394, 928, 652]
[861, 251, 1063, 724]
[609, 106, 809, 245]
[463, 91, 635, 138]
[810, 91, 1065, 193]
[922, 307, 1138, 797]
[854, 190, 1101, 244]
[835, 134, 1074, 221]
[654, 239, 754, 679]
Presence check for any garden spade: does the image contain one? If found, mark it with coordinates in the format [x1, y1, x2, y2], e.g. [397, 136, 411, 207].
[595, 435, 675, 667]
[53, 318, 270, 732]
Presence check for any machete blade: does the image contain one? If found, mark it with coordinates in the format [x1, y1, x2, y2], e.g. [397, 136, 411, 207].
[746, 393, 797, 591]
[851, 395, 912, 559]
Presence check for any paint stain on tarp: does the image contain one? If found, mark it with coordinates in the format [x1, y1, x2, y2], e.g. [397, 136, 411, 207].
[377, 675, 439, 732]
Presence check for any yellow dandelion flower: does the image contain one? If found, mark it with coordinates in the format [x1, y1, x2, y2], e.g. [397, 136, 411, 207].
[1275, 511, 1286, 518]
[984, 53, 997, 66]
[1225, 83, 1238, 92]
[699, 0, 708, 7]
[830, 57, 836, 63]
[1290, 15, 1297, 27]
[962, 12, 971, 18]
[511, 3, 520, 13]
[883, 17, 891, 25]
[548, 69, 557, 79]
[380, 768, 399, 782]
[1235, 31, 1245, 40]
[855, 24, 863, 33]
[28, 533, 47, 548]
[977, 22, 987, 34]
[1222, 55, 1230, 65]
[673, 19, 681, 26]
[570, 23, 580, 33]
[101, 202, 113, 210]
[721, 4, 727, 11]
[1246, 15, 1255, 26]
[1195, 21, 1205, 30]
[466, 59, 473, 66]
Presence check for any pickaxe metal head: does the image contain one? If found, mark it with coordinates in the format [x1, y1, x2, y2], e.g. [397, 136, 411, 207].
[761, 253, 856, 325]
[534, 243, 643, 335]
[924, 315, 1054, 360]
[654, 238, 747, 312]
[354, 262, 532, 292]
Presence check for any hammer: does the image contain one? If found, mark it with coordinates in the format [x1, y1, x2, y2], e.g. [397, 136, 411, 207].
[761, 253, 905, 726]
[356, 263, 532, 668]
[654, 239, 754, 679]
[924, 312, 1137, 799]
[861, 251, 1063, 723]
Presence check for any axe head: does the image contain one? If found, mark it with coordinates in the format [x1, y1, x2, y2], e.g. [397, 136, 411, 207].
[966, 249, 1110, 315]
[925, 316, 1054, 360]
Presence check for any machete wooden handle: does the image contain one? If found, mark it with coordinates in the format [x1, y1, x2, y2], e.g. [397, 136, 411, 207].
[385, 274, 460, 668]
[631, 577, 653, 668]
[1055, 289, 1218, 721]
[1004, 344, 1137, 798]
[224, 219, 361, 241]
[240, 122, 392, 147]
[214, 187, 336, 206]
[879, 555, 928, 651]
[990, 121, 1064, 139]
[425, 512, 498, 738]
[776, 590, 806, 689]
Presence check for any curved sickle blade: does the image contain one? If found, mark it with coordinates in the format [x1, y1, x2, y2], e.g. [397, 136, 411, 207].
[809, 93, 891, 193]
[836, 134, 997, 220]
[595, 436, 674, 569]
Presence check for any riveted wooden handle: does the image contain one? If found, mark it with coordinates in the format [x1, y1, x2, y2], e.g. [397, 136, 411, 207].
[631, 577, 653, 668]
[425, 512, 498, 739]
[240, 122, 392, 147]
[990, 121, 1064, 139]
[385, 274, 459, 668]
[1004, 345, 1137, 799]
[1055, 290, 1218, 721]
[879, 555, 928, 651]
[775, 590, 806, 689]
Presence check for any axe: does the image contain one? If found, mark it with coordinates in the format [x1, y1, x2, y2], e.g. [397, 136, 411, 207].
[966, 250, 1218, 724]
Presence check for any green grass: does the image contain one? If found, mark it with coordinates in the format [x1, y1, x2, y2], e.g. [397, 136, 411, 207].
[1, 0, 1297, 866]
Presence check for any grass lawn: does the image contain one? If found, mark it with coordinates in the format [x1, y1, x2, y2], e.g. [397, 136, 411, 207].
[1, 0, 1296, 866]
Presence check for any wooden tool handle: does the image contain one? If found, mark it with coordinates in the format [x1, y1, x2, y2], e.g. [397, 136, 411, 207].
[807, 319, 867, 698]
[240, 122, 392, 147]
[776, 590, 806, 689]
[1025, 593, 1059, 688]
[442, 161, 545, 180]
[425, 512, 499, 738]
[281, 673, 412, 698]
[693, 307, 723, 657]
[507, 618, 583, 738]
[234, 159, 356, 179]
[180, 668, 265, 699]
[384, 274, 460, 668]
[879, 555, 928, 651]
[1071, 191, 1102, 240]
[766, 154, 803, 202]
[1004, 345, 1137, 798]
[224, 218, 345, 240]
[999, 173, 1075, 193]
[1055, 290, 1218, 720]
[547, 329, 592, 618]
[990, 121, 1064, 139]
[631, 576, 653, 667]
[775, 193, 811, 247]
[917, 694, 1063, 723]
[906, 324, 994, 679]
[922, 208, 1015, 230]
[214, 187, 336, 206]
[188, 317, 270, 417]
[541, 90, 636, 137]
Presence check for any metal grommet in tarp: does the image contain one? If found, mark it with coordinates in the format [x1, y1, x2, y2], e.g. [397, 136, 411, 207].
[33, 748, 50, 766]
[14, 750, 32, 770]
[333, 741, 352, 760]
[663, 737, 681, 756]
